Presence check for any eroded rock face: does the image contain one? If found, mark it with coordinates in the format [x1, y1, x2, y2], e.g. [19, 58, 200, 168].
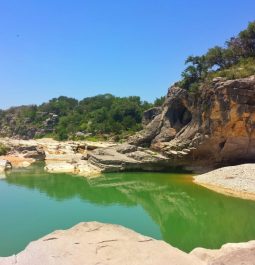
[129, 76, 255, 167]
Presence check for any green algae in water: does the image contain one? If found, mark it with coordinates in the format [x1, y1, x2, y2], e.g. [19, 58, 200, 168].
[0, 164, 255, 256]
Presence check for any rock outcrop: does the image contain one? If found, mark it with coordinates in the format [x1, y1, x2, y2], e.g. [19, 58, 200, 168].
[0, 138, 45, 168]
[129, 76, 255, 168]
[0, 222, 254, 265]
[87, 143, 171, 172]
[0, 137, 116, 176]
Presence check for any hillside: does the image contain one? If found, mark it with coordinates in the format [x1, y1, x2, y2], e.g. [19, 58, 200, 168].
[0, 94, 165, 141]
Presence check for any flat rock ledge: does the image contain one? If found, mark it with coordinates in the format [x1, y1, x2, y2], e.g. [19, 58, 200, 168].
[194, 164, 255, 200]
[0, 222, 254, 265]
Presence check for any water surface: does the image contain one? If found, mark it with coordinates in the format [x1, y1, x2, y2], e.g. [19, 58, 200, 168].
[1, 163, 255, 256]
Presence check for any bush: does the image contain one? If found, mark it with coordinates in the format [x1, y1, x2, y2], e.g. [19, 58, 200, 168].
[0, 143, 10, 156]
[208, 57, 255, 80]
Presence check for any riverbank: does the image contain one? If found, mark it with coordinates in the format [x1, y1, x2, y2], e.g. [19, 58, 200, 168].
[2, 138, 255, 201]
[0, 138, 175, 176]
[194, 164, 255, 201]
[0, 222, 254, 265]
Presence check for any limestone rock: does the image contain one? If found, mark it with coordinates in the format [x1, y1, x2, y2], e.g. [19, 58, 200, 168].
[1, 222, 254, 265]
[44, 162, 76, 173]
[142, 106, 162, 126]
[194, 163, 255, 200]
[0, 222, 204, 265]
[76, 160, 102, 177]
[88, 144, 171, 172]
[129, 76, 255, 167]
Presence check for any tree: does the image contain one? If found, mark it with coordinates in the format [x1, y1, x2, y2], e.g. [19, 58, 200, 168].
[239, 21, 255, 57]
[205, 46, 227, 69]
[154, 96, 165, 107]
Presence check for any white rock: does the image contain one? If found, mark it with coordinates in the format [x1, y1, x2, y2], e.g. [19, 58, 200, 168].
[44, 162, 75, 173]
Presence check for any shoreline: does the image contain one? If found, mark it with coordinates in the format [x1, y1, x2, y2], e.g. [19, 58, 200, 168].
[193, 164, 255, 201]
[194, 181, 255, 201]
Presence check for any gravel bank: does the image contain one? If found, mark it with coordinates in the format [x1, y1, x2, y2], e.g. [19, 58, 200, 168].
[194, 164, 255, 200]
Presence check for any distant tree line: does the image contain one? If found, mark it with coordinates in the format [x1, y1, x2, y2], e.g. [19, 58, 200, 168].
[179, 21, 255, 91]
[0, 94, 164, 141]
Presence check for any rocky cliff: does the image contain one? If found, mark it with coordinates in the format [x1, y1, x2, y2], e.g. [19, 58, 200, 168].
[129, 76, 255, 168]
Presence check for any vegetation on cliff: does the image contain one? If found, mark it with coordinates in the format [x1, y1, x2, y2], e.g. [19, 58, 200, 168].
[179, 21, 255, 91]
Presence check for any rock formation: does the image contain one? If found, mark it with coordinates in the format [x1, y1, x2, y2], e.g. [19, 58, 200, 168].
[1, 76, 254, 173]
[69, 75, 255, 174]
[0, 76, 254, 174]
[129, 76, 255, 168]
[87, 143, 171, 172]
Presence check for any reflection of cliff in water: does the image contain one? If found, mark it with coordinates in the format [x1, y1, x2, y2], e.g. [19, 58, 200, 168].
[5, 164, 255, 252]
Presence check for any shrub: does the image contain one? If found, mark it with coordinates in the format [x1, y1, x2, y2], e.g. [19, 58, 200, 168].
[0, 143, 10, 156]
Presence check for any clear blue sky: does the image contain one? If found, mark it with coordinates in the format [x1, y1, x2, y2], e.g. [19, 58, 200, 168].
[0, 0, 255, 109]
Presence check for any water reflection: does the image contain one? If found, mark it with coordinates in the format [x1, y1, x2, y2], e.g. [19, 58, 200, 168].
[4, 164, 255, 252]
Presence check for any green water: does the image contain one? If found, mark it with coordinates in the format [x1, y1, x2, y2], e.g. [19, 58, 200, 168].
[1, 164, 255, 256]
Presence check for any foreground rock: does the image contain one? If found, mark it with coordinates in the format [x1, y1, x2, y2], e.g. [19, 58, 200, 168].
[1, 222, 254, 265]
[194, 164, 255, 200]
[0, 222, 204, 265]
[191, 240, 255, 265]
[129, 76, 255, 168]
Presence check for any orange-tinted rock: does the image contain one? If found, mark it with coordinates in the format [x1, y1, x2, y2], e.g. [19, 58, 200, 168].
[130, 76, 255, 167]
